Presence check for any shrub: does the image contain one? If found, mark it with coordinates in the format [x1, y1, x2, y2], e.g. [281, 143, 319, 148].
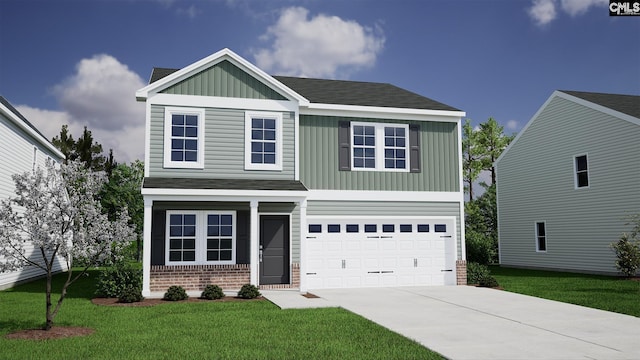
[237, 284, 261, 299]
[467, 262, 490, 284]
[118, 286, 144, 303]
[164, 285, 188, 301]
[95, 263, 142, 298]
[201, 285, 225, 300]
[465, 231, 495, 265]
[611, 234, 640, 277]
[478, 274, 499, 288]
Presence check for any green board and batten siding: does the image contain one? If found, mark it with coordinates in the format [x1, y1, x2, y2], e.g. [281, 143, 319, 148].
[497, 95, 640, 274]
[161, 60, 287, 100]
[299, 115, 460, 192]
[148, 105, 295, 179]
[307, 200, 463, 259]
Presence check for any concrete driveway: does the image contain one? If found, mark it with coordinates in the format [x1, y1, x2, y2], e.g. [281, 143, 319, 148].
[311, 286, 640, 360]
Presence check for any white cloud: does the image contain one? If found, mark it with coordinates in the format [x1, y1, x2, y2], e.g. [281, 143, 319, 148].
[506, 120, 519, 131]
[528, 0, 607, 25]
[528, 0, 557, 26]
[18, 55, 146, 163]
[253, 7, 385, 78]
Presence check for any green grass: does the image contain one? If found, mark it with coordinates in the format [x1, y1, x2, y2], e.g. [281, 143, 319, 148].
[490, 266, 640, 317]
[0, 270, 442, 360]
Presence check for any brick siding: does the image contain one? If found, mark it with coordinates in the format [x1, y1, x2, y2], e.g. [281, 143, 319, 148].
[456, 260, 467, 285]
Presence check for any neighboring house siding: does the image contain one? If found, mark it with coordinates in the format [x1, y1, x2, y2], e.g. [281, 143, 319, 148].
[161, 60, 287, 100]
[497, 96, 640, 274]
[148, 105, 295, 179]
[299, 115, 460, 191]
[307, 200, 463, 259]
[0, 112, 66, 290]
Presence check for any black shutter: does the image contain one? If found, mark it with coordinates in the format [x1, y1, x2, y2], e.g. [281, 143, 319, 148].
[338, 121, 351, 171]
[409, 124, 421, 173]
[151, 210, 166, 265]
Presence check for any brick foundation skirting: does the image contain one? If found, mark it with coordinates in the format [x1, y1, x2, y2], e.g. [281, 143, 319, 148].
[150, 263, 301, 292]
[150, 264, 250, 292]
[456, 260, 467, 285]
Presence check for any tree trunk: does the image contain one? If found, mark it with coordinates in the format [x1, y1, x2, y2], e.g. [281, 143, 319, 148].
[45, 270, 53, 331]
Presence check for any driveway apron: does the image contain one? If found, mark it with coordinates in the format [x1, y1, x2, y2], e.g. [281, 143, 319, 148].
[311, 286, 640, 360]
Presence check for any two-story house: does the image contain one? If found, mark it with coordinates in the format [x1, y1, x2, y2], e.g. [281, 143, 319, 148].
[136, 49, 466, 297]
[0, 96, 66, 289]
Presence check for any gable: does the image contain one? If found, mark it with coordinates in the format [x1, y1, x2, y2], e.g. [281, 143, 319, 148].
[160, 60, 287, 100]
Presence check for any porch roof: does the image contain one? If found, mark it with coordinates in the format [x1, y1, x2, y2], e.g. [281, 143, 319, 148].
[142, 177, 308, 192]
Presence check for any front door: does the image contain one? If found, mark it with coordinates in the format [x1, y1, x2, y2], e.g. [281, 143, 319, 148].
[259, 215, 290, 285]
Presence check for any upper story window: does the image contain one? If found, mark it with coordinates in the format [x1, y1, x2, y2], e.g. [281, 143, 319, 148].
[163, 107, 205, 169]
[574, 154, 589, 189]
[351, 122, 409, 172]
[245, 111, 282, 171]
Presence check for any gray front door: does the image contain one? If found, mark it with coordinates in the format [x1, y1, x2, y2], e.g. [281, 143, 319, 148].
[259, 215, 290, 285]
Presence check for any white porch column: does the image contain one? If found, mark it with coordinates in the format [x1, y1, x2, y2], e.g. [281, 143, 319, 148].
[298, 199, 308, 293]
[142, 197, 153, 297]
[249, 200, 259, 286]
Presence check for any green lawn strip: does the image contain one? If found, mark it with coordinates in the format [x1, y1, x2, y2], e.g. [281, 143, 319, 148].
[490, 266, 640, 317]
[0, 270, 442, 360]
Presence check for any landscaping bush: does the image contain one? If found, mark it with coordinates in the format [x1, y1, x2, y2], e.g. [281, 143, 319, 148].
[118, 286, 144, 303]
[465, 230, 495, 265]
[201, 284, 225, 300]
[478, 274, 499, 288]
[467, 262, 490, 284]
[610, 233, 640, 277]
[164, 285, 189, 301]
[237, 284, 261, 299]
[95, 263, 142, 298]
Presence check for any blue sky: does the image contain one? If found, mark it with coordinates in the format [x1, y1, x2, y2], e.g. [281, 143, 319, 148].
[1, 0, 638, 163]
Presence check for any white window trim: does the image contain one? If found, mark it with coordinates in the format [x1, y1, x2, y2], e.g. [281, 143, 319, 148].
[535, 221, 547, 253]
[244, 111, 283, 171]
[163, 107, 205, 169]
[165, 210, 236, 265]
[350, 122, 410, 172]
[573, 153, 590, 190]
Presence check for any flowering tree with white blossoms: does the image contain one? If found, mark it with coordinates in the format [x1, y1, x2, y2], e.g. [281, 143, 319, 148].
[0, 160, 134, 330]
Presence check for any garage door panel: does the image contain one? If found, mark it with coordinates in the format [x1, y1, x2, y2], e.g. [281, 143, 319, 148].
[305, 218, 455, 289]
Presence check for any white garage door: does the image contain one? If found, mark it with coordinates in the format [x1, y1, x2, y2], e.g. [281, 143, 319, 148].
[305, 217, 456, 289]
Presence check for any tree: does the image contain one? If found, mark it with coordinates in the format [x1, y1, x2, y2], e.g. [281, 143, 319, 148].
[0, 160, 134, 330]
[477, 117, 514, 186]
[51, 125, 76, 162]
[462, 119, 483, 201]
[465, 183, 498, 264]
[101, 161, 144, 261]
[52, 125, 114, 174]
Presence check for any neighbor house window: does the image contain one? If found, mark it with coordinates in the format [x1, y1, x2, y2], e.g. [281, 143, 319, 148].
[535, 222, 546, 252]
[163, 107, 205, 169]
[574, 154, 589, 188]
[351, 122, 409, 172]
[166, 211, 236, 265]
[245, 111, 283, 171]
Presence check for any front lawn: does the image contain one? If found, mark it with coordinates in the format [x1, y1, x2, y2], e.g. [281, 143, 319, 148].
[490, 266, 640, 317]
[0, 270, 442, 360]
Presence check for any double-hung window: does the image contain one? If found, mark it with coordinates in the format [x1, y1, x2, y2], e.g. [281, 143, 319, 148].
[163, 107, 205, 169]
[245, 111, 283, 171]
[166, 211, 236, 265]
[535, 221, 547, 252]
[351, 122, 409, 172]
[574, 154, 589, 189]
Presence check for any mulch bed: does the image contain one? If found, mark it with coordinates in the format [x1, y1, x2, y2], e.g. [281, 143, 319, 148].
[5, 327, 95, 340]
[302, 292, 320, 298]
[91, 296, 265, 307]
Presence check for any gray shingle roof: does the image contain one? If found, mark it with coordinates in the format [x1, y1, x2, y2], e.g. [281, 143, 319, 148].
[143, 177, 308, 191]
[148, 68, 460, 111]
[560, 90, 640, 119]
[0, 95, 50, 142]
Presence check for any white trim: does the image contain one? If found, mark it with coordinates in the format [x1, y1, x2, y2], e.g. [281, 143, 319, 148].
[535, 221, 547, 253]
[144, 101, 152, 177]
[163, 107, 205, 169]
[306, 189, 462, 202]
[302, 103, 465, 122]
[136, 48, 308, 106]
[165, 210, 237, 265]
[244, 111, 283, 171]
[573, 153, 590, 190]
[298, 199, 308, 292]
[142, 198, 153, 297]
[456, 119, 466, 260]
[294, 111, 300, 181]
[142, 192, 307, 204]
[350, 122, 410, 172]
[250, 201, 259, 285]
[147, 93, 298, 113]
[0, 101, 65, 160]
